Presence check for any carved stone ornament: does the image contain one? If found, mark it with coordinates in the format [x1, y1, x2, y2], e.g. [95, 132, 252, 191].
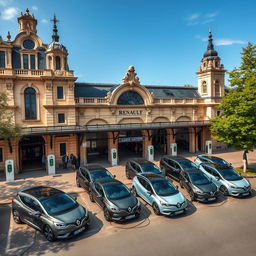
[46, 83, 52, 90]
[122, 66, 140, 86]
[6, 83, 13, 90]
[69, 83, 74, 90]
[55, 70, 63, 76]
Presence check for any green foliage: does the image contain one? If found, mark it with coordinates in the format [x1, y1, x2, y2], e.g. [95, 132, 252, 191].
[210, 42, 256, 150]
[0, 92, 22, 139]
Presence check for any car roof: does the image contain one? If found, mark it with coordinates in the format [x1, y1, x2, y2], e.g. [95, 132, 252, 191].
[21, 186, 63, 199]
[81, 164, 107, 171]
[198, 154, 223, 161]
[162, 155, 189, 161]
[97, 179, 122, 186]
[129, 158, 153, 165]
[182, 169, 202, 174]
[201, 163, 230, 169]
[139, 173, 165, 180]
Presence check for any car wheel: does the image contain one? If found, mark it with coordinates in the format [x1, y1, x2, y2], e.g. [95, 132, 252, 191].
[89, 191, 95, 202]
[103, 207, 112, 222]
[13, 209, 23, 224]
[220, 186, 229, 196]
[131, 186, 137, 197]
[43, 225, 55, 242]
[189, 191, 196, 201]
[76, 177, 81, 187]
[152, 202, 161, 215]
[126, 170, 131, 179]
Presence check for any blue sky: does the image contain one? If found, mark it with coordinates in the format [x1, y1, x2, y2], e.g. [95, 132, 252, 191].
[0, 0, 255, 86]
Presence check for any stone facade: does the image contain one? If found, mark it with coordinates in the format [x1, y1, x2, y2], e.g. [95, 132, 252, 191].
[0, 10, 226, 173]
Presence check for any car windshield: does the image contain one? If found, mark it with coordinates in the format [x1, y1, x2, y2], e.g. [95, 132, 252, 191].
[41, 193, 77, 215]
[151, 179, 178, 196]
[188, 172, 211, 185]
[178, 160, 198, 171]
[218, 168, 242, 181]
[141, 163, 162, 174]
[90, 169, 114, 181]
[211, 158, 230, 166]
[103, 183, 131, 200]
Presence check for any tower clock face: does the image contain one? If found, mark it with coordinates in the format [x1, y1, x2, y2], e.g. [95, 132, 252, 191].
[23, 39, 35, 50]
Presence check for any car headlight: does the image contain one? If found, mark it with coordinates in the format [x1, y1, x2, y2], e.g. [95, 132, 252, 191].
[54, 222, 66, 228]
[108, 202, 120, 212]
[193, 186, 204, 194]
[160, 200, 169, 206]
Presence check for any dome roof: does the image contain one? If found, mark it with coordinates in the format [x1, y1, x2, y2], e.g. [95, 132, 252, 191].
[47, 41, 67, 52]
[203, 31, 218, 59]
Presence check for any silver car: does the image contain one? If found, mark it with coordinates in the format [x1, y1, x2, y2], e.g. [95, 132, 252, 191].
[12, 186, 90, 241]
[198, 163, 252, 197]
[132, 173, 188, 216]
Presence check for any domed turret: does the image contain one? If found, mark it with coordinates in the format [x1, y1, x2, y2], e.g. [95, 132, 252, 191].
[203, 30, 218, 59]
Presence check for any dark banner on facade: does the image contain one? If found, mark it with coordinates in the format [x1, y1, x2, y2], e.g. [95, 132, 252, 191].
[118, 137, 144, 143]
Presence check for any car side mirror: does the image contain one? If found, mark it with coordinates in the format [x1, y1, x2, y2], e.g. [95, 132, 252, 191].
[113, 175, 116, 178]
[215, 176, 220, 180]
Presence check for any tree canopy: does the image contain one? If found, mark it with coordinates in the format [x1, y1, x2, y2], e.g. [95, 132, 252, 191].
[0, 92, 22, 140]
[210, 42, 256, 150]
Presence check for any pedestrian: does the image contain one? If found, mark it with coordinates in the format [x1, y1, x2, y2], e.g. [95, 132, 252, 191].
[243, 149, 248, 173]
[70, 153, 77, 170]
[76, 154, 80, 169]
[62, 154, 69, 169]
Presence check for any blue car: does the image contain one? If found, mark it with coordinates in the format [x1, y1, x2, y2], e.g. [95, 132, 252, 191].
[132, 173, 188, 216]
[199, 163, 252, 197]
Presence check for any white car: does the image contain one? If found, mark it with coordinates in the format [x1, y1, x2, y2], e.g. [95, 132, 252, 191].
[199, 163, 251, 197]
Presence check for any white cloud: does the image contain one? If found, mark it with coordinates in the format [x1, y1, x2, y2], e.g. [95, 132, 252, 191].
[202, 19, 214, 24]
[187, 13, 200, 21]
[215, 39, 247, 46]
[41, 18, 48, 23]
[0, 0, 12, 7]
[32, 6, 38, 11]
[205, 12, 218, 19]
[1, 7, 19, 20]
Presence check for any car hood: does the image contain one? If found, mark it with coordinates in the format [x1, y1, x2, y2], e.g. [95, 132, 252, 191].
[54, 205, 86, 223]
[111, 195, 137, 209]
[196, 182, 217, 192]
[161, 191, 185, 205]
[228, 178, 250, 188]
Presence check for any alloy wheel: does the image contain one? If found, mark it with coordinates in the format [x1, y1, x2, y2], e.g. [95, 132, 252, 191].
[89, 191, 95, 202]
[152, 203, 161, 215]
[13, 210, 22, 224]
[220, 186, 228, 196]
[103, 207, 111, 222]
[43, 225, 55, 242]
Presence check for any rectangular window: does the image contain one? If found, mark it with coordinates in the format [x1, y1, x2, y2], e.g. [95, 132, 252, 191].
[0, 148, 3, 162]
[0, 51, 5, 68]
[58, 113, 65, 123]
[30, 55, 35, 69]
[23, 54, 29, 69]
[60, 143, 66, 156]
[57, 86, 64, 99]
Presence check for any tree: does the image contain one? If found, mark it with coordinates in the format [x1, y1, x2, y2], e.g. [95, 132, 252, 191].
[210, 42, 256, 151]
[0, 92, 22, 151]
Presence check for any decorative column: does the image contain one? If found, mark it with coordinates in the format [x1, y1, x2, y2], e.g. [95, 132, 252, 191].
[142, 130, 152, 159]
[166, 129, 176, 155]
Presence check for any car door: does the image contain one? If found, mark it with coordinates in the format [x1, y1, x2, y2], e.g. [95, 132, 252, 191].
[144, 181, 155, 205]
[18, 195, 33, 224]
[208, 168, 222, 187]
[94, 183, 105, 208]
[27, 198, 45, 231]
[181, 172, 192, 193]
[169, 160, 181, 180]
[78, 168, 86, 188]
[82, 170, 91, 191]
[136, 177, 150, 203]
[160, 157, 169, 173]
[129, 162, 137, 178]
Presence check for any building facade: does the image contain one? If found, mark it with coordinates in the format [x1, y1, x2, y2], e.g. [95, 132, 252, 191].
[0, 10, 226, 172]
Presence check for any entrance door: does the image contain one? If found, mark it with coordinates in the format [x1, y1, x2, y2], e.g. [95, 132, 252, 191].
[152, 129, 167, 156]
[19, 136, 45, 171]
[118, 130, 143, 161]
[175, 128, 189, 152]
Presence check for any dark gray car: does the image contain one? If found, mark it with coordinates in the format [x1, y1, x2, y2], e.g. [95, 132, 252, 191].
[12, 186, 90, 241]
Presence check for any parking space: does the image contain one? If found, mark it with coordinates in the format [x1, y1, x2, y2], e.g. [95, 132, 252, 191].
[1, 161, 256, 255]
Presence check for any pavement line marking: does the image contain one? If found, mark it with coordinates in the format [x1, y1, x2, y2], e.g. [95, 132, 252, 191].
[5, 242, 34, 252]
[5, 209, 13, 253]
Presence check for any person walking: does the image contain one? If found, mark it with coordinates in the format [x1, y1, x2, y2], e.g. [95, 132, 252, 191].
[62, 154, 69, 169]
[70, 153, 77, 170]
[243, 149, 248, 173]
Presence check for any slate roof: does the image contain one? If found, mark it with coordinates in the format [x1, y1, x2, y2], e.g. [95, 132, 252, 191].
[74, 83, 201, 99]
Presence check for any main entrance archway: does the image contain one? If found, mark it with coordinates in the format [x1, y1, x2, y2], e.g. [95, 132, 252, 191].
[19, 136, 45, 171]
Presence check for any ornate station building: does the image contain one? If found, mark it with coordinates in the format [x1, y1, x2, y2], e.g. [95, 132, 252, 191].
[0, 9, 226, 172]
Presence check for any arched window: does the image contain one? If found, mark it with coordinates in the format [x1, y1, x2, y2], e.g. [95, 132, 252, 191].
[117, 91, 144, 105]
[24, 87, 37, 120]
[55, 56, 61, 70]
[215, 80, 220, 96]
[202, 81, 207, 94]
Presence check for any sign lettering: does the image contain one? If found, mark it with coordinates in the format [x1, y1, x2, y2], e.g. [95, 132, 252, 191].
[118, 110, 143, 116]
